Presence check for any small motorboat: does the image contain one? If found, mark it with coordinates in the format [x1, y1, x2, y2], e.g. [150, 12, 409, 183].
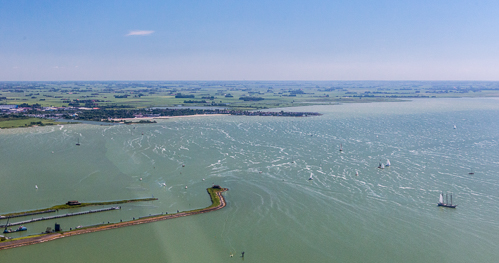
[16, 226, 27, 232]
[3, 226, 27, 234]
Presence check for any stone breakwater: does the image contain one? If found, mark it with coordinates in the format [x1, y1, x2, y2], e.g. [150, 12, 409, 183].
[0, 207, 120, 228]
[0, 188, 227, 251]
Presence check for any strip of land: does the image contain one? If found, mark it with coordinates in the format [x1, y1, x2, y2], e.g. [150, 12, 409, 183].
[1, 207, 120, 228]
[0, 187, 227, 251]
[0, 197, 158, 219]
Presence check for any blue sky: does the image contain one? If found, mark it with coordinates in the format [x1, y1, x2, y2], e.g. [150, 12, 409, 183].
[1, 0, 498, 81]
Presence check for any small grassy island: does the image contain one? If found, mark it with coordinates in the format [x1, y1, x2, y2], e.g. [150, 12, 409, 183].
[0, 187, 228, 251]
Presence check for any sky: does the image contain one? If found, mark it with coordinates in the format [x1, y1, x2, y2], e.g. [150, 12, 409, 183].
[1, 0, 498, 81]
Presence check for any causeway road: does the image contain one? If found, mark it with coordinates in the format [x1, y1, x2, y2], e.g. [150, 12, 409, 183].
[0, 188, 227, 251]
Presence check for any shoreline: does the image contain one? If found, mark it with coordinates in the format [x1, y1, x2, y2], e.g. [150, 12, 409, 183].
[0, 188, 227, 251]
[110, 113, 227, 122]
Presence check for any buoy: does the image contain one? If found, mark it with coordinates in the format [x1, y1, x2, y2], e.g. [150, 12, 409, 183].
[202, 178, 205, 181]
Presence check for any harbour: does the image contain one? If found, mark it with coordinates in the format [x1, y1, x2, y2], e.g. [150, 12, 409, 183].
[1, 206, 120, 228]
[0, 188, 227, 251]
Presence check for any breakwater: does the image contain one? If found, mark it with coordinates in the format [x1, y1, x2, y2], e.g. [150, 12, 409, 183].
[0, 188, 227, 251]
[0, 197, 157, 219]
[0, 207, 120, 228]
[0, 210, 56, 220]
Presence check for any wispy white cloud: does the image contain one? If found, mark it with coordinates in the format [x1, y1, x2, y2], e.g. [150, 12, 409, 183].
[126, 30, 154, 36]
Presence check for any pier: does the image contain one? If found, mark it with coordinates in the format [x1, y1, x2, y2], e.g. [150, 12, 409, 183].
[0, 210, 56, 220]
[0, 188, 227, 251]
[0, 207, 120, 228]
[0, 197, 157, 219]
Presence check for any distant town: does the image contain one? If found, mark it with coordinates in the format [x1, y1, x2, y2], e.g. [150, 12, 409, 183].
[1, 81, 498, 128]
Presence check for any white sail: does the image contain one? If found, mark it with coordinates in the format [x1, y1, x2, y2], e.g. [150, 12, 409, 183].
[386, 159, 391, 166]
[439, 193, 444, 204]
[308, 173, 313, 180]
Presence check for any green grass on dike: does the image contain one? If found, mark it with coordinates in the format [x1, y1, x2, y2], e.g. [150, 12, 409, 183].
[0, 117, 71, 129]
[1, 197, 158, 218]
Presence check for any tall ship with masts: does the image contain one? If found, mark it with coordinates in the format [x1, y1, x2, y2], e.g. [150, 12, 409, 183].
[438, 192, 457, 208]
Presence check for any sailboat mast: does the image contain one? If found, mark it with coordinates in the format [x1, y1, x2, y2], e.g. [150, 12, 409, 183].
[446, 194, 448, 205]
[451, 194, 453, 205]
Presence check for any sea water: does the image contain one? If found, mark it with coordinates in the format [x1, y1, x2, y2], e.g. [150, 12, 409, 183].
[0, 98, 498, 262]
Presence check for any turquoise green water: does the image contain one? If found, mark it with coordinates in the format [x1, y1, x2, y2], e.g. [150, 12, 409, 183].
[1, 98, 499, 262]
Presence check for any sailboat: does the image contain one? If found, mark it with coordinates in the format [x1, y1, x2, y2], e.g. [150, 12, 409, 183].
[308, 173, 313, 180]
[453, 125, 457, 129]
[339, 144, 343, 152]
[386, 159, 391, 167]
[378, 161, 384, 169]
[438, 192, 457, 208]
[76, 137, 80, 146]
[468, 168, 474, 175]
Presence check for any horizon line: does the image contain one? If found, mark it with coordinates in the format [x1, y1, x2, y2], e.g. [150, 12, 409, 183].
[1, 80, 499, 82]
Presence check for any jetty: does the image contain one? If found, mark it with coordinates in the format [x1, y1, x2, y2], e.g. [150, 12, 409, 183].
[0, 187, 227, 251]
[0, 210, 56, 220]
[0, 197, 157, 218]
[0, 207, 120, 228]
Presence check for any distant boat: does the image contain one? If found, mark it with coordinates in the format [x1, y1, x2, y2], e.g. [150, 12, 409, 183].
[378, 161, 384, 169]
[468, 168, 474, 175]
[339, 144, 343, 152]
[438, 192, 457, 208]
[3, 226, 27, 234]
[35, 185, 38, 189]
[76, 137, 80, 146]
[355, 171, 359, 176]
[386, 159, 391, 167]
[453, 125, 457, 129]
[308, 173, 313, 180]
